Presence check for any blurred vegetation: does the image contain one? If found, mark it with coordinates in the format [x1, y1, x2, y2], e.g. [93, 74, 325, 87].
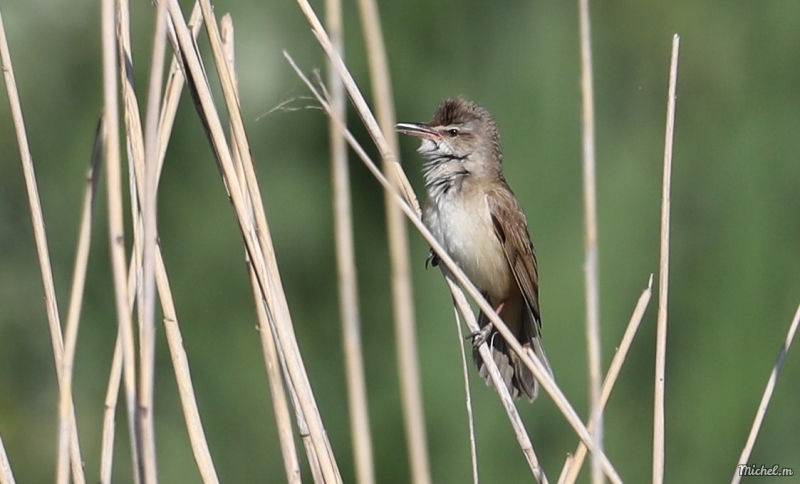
[1, 0, 799, 482]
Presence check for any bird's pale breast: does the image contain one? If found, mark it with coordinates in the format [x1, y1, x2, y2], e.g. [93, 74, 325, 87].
[424, 189, 513, 301]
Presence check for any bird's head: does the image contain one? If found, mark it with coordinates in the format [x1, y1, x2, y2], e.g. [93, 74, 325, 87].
[397, 97, 502, 183]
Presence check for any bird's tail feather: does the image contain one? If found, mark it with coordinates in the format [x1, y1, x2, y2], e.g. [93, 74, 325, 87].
[474, 305, 553, 401]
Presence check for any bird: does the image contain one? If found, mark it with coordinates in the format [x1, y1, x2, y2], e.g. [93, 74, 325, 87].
[397, 97, 553, 401]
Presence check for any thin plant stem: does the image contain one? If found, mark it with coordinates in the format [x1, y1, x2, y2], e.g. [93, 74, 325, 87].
[293, 0, 420, 213]
[102, 0, 141, 481]
[291, 9, 432, 479]
[136, 3, 169, 482]
[115, 18, 148, 478]
[110, 3, 210, 483]
[249, 266, 304, 484]
[325, 0, 376, 483]
[0, 6, 86, 484]
[157, 1, 202, 179]
[164, 1, 343, 480]
[730, 303, 800, 484]
[0, 431, 16, 484]
[155, 249, 221, 484]
[157, 15, 223, 479]
[295, 5, 429, 478]
[577, 0, 603, 482]
[100, 251, 138, 483]
[56, 119, 104, 484]
[451, 307, 479, 484]
[199, 0, 343, 477]
[653, 33, 680, 484]
[219, 14, 300, 483]
[445, 276, 548, 484]
[353, 1, 430, 481]
[561, 275, 654, 484]
[556, 454, 574, 484]
[99, 335, 124, 484]
[121, 5, 218, 480]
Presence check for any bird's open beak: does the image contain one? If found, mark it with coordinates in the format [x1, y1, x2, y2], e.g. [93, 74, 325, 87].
[396, 122, 441, 140]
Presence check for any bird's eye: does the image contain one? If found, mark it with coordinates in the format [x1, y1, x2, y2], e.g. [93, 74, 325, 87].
[447, 128, 460, 136]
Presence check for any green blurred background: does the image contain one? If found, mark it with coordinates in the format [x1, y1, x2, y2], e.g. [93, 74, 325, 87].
[1, 0, 799, 482]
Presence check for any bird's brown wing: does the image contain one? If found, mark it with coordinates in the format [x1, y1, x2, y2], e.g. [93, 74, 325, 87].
[487, 182, 541, 329]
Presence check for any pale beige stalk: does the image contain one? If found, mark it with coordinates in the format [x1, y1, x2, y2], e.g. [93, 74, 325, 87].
[451, 308, 480, 484]
[0, 6, 86, 484]
[577, 1, 604, 482]
[561, 276, 654, 484]
[99, 335, 123, 484]
[102, 0, 141, 480]
[325, 1, 377, 483]
[444, 275, 549, 484]
[0, 431, 16, 484]
[220, 14, 300, 483]
[354, 0, 430, 481]
[654, 34, 680, 484]
[56, 121, 103, 484]
[135, 3, 169, 482]
[556, 454, 574, 484]
[155, 249, 221, 484]
[166, 1, 343, 480]
[730, 303, 800, 484]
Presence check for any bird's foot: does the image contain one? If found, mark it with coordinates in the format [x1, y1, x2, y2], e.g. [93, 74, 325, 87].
[467, 323, 494, 349]
[425, 249, 440, 269]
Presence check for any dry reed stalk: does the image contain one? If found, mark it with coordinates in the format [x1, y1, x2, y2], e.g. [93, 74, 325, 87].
[653, 34, 680, 484]
[102, 0, 142, 480]
[158, 2, 202, 177]
[120, 5, 243, 482]
[99, 248, 141, 482]
[450, 308, 479, 484]
[285, 55, 621, 483]
[136, 7, 223, 479]
[294, 6, 431, 480]
[556, 454, 575, 484]
[100, 334, 124, 483]
[560, 275, 654, 484]
[98, 5, 207, 482]
[248, 265, 304, 484]
[113, 4, 158, 474]
[324, 0, 377, 483]
[576, 1, 604, 482]
[155, 249, 221, 483]
[218, 14, 301, 484]
[730, 304, 800, 484]
[220, 13, 302, 482]
[443, 276, 549, 484]
[205, 3, 344, 479]
[0, 432, 15, 484]
[353, 0, 431, 480]
[165, 1, 343, 480]
[101, 102, 218, 483]
[0, 6, 86, 484]
[288, 18, 428, 480]
[135, 3, 169, 481]
[56, 120, 104, 484]
[293, 0, 420, 213]
[159, 11, 223, 482]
